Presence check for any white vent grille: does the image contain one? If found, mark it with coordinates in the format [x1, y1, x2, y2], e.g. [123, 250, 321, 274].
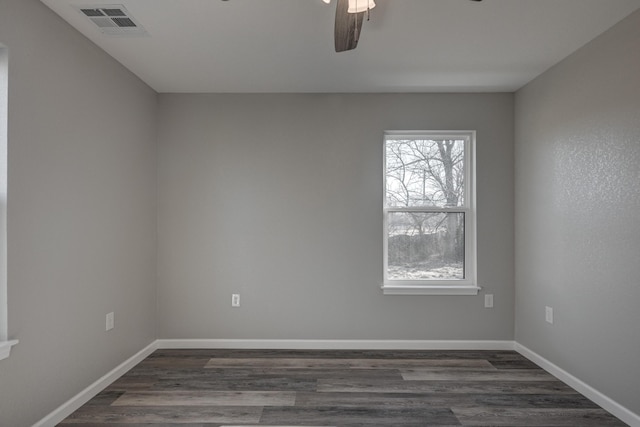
[75, 5, 148, 36]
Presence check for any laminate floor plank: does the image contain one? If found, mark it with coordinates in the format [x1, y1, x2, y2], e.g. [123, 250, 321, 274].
[84, 390, 127, 406]
[452, 407, 627, 426]
[465, 393, 602, 409]
[57, 424, 216, 427]
[112, 391, 296, 407]
[137, 357, 212, 369]
[58, 406, 262, 424]
[317, 379, 579, 394]
[149, 377, 318, 392]
[113, 367, 403, 381]
[294, 391, 601, 409]
[247, 368, 403, 380]
[107, 379, 155, 391]
[259, 407, 460, 425]
[294, 391, 456, 408]
[400, 368, 556, 381]
[61, 424, 326, 427]
[58, 349, 627, 426]
[205, 358, 494, 370]
[488, 359, 541, 370]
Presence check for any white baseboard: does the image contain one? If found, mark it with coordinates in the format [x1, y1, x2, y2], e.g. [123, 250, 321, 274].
[33, 341, 158, 427]
[515, 342, 639, 427]
[156, 339, 516, 351]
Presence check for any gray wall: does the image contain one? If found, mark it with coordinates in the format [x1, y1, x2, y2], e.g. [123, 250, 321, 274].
[0, 0, 158, 425]
[514, 10, 640, 415]
[157, 93, 514, 340]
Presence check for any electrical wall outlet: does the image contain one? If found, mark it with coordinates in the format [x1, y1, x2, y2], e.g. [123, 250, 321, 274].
[231, 294, 240, 307]
[545, 306, 554, 324]
[484, 294, 494, 308]
[106, 312, 114, 331]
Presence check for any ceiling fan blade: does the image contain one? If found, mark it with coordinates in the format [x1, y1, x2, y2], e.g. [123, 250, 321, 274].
[335, 0, 365, 52]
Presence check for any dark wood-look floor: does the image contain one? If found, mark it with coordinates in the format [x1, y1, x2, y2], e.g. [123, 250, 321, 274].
[58, 349, 627, 426]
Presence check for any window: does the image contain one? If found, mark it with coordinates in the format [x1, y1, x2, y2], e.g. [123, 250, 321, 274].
[382, 131, 478, 295]
[0, 45, 17, 360]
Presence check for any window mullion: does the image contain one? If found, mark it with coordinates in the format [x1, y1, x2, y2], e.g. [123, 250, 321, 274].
[384, 207, 468, 213]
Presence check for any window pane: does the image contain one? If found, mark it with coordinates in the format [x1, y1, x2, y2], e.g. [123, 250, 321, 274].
[387, 212, 464, 280]
[386, 138, 465, 208]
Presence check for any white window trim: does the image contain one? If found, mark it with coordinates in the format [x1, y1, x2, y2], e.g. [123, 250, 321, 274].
[0, 45, 16, 359]
[0, 340, 18, 361]
[382, 130, 478, 296]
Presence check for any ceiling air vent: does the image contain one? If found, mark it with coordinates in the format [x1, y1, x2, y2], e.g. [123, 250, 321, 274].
[75, 5, 148, 36]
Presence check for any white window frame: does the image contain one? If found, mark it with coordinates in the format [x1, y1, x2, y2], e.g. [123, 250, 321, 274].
[0, 45, 18, 360]
[382, 130, 479, 295]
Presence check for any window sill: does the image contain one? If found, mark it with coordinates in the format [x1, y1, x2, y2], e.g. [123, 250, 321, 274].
[0, 340, 18, 361]
[381, 285, 481, 295]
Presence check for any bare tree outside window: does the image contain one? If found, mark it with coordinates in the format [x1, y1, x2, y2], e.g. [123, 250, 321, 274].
[385, 135, 469, 282]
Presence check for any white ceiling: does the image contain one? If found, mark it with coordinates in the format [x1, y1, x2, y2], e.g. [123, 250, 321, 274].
[41, 0, 640, 93]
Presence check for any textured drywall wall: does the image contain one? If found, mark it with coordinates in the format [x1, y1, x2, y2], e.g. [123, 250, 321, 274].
[0, 0, 158, 425]
[515, 9, 640, 415]
[157, 93, 514, 341]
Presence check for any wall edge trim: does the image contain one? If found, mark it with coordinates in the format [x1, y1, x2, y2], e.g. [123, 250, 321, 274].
[156, 339, 516, 350]
[514, 342, 639, 427]
[33, 340, 159, 427]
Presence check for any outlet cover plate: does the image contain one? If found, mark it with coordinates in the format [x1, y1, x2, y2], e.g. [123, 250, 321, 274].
[484, 294, 494, 308]
[106, 312, 114, 331]
[231, 294, 240, 307]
